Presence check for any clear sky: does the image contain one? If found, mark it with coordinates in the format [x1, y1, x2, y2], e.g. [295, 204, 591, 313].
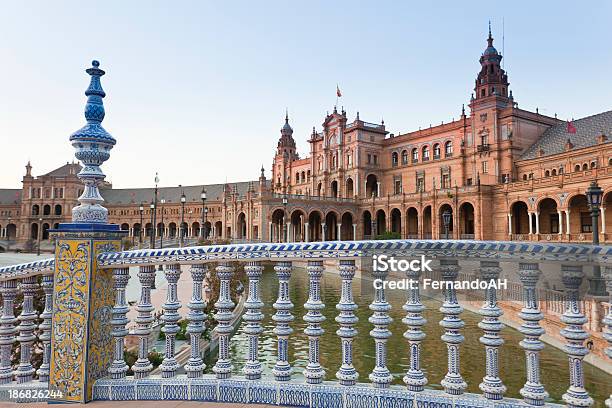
[1, 1, 611, 189]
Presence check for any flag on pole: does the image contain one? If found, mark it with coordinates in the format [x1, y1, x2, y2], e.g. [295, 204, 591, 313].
[567, 120, 577, 134]
[336, 85, 342, 98]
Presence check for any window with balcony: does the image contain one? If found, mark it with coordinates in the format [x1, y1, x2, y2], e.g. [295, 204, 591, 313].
[416, 177, 425, 192]
[394, 178, 402, 195]
[482, 161, 488, 174]
[441, 174, 450, 189]
[411, 148, 418, 163]
[391, 152, 398, 167]
[445, 141, 453, 157]
[433, 144, 441, 159]
[401, 150, 408, 165]
[422, 146, 430, 161]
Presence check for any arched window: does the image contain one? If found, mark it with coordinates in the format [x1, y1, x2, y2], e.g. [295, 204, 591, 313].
[522, 174, 527, 181]
[391, 152, 399, 167]
[582, 163, 588, 171]
[609, 158, 612, 166]
[591, 161, 597, 169]
[551, 169, 557, 176]
[401, 150, 408, 165]
[422, 146, 430, 161]
[544, 170, 550, 177]
[411, 148, 418, 163]
[559, 167, 564, 174]
[433, 144, 441, 159]
[296, 172, 300, 183]
[445, 141, 453, 157]
[575, 164, 581, 172]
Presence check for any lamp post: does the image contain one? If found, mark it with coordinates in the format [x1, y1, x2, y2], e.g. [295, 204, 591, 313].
[204, 207, 209, 239]
[6, 217, 11, 252]
[160, 198, 166, 249]
[180, 189, 186, 247]
[282, 195, 288, 242]
[151, 173, 159, 249]
[149, 201, 155, 248]
[586, 181, 606, 296]
[37, 217, 42, 256]
[442, 209, 451, 240]
[139, 203, 144, 248]
[201, 188, 207, 239]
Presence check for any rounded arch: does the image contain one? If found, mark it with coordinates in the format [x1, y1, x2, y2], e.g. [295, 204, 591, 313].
[271, 208, 286, 242]
[133, 223, 142, 239]
[214, 221, 223, 238]
[290, 209, 306, 242]
[444, 140, 453, 157]
[458, 202, 475, 238]
[31, 204, 40, 216]
[43, 205, 51, 216]
[510, 201, 529, 235]
[341, 212, 354, 240]
[330, 180, 338, 198]
[422, 206, 432, 238]
[433, 143, 441, 159]
[345, 177, 354, 198]
[325, 211, 339, 240]
[411, 147, 418, 163]
[422, 145, 430, 161]
[54, 204, 62, 216]
[5, 224, 16, 241]
[236, 213, 246, 239]
[120, 223, 129, 233]
[537, 198, 559, 234]
[192, 221, 200, 238]
[568, 194, 590, 236]
[406, 207, 418, 238]
[401, 150, 408, 165]
[168, 222, 177, 238]
[308, 210, 323, 242]
[438, 203, 454, 239]
[42, 223, 50, 240]
[391, 151, 399, 166]
[366, 174, 378, 198]
[30, 223, 39, 240]
[390, 208, 401, 235]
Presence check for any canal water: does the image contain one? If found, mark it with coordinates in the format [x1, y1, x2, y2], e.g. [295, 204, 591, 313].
[204, 264, 612, 406]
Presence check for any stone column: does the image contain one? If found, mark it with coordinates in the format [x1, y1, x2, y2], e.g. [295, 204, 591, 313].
[337, 223, 341, 241]
[304, 222, 309, 242]
[560, 265, 594, 407]
[566, 210, 571, 237]
[376, 181, 381, 197]
[507, 213, 512, 236]
[528, 213, 533, 235]
[352, 223, 357, 240]
[323, 224, 327, 241]
[535, 212, 540, 234]
[558, 212, 564, 235]
[602, 207, 607, 235]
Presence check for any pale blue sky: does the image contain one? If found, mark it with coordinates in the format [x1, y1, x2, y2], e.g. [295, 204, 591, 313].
[1, 1, 611, 188]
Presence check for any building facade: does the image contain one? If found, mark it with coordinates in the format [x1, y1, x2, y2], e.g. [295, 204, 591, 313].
[1, 29, 611, 250]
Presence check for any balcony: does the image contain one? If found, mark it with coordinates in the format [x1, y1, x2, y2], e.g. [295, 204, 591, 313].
[477, 144, 490, 152]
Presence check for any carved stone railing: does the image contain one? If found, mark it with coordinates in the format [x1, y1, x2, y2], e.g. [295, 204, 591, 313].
[0, 240, 611, 407]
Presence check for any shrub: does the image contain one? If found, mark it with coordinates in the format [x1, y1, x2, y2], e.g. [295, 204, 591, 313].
[375, 231, 401, 240]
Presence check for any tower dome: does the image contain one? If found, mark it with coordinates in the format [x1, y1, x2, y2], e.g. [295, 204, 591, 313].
[281, 111, 293, 136]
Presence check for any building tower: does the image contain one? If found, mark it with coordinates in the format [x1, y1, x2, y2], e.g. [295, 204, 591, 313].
[473, 23, 510, 104]
[272, 112, 299, 193]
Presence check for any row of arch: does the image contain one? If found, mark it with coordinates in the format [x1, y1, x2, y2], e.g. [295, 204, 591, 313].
[268, 202, 476, 242]
[391, 141, 453, 166]
[123, 221, 224, 240]
[31, 204, 62, 216]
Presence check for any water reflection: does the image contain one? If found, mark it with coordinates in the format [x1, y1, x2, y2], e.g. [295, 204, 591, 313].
[204, 264, 611, 406]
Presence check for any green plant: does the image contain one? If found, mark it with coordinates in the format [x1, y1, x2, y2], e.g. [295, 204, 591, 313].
[375, 231, 401, 240]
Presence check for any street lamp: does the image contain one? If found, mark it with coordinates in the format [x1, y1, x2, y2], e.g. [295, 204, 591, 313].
[149, 201, 155, 248]
[151, 173, 159, 249]
[442, 209, 452, 240]
[201, 188, 207, 239]
[160, 198, 166, 249]
[37, 217, 43, 256]
[138, 203, 144, 248]
[6, 217, 11, 252]
[180, 189, 186, 247]
[586, 181, 606, 296]
[282, 195, 288, 242]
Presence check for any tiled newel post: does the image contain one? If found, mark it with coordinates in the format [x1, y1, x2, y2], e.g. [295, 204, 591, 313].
[49, 60, 127, 402]
[604, 266, 612, 408]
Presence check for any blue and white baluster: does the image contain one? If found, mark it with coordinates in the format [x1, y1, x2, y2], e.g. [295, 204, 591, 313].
[0, 280, 17, 384]
[369, 262, 393, 388]
[518, 262, 548, 405]
[109, 267, 130, 379]
[335, 260, 359, 386]
[160, 263, 182, 378]
[403, 263, 427, 391]
[36, 274, 53, 382]
[185, 264, 207, 378]
[439, 258, 467, 395]
[478, 261, 506, 399]
[213, 262, 235, 379]
[603, 266, 612, 408]
[272, 261, 294, 381]
[304, 260, 325, 384]
[243, 261, 264, 380]
[560, 265, 594, 407]
[16, 276, 38, 383]
[132, 265, 155, 378]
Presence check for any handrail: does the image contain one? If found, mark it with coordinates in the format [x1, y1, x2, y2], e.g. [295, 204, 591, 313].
[96, 239, 612, 268]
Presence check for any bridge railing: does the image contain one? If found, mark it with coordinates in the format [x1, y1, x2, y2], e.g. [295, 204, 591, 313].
[0, 240, 611, 407]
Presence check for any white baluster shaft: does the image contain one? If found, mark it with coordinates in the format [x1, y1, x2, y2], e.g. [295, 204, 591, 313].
[36, 274, 53, 382]
[369, 262, 392, 388]
[109, 267, 130, 379]
[560, 265, 594, 407]
[0, 280, 17, 384]
[335, 260, 358, 386]
[403, 263, 427, 391]
[518, 262, 548, 405]
[304, 260, 325, 384]
[132, 265, 155, 378]
[186, 264, 207, 378]
[478, 261, 506, 399]
[213, 262, 235, 379]
[161, 263, 182, 378]
[439, 258, 467, 395]
[273, 261, 294, 381]
[16, 276, 37, 383]
[243, 261, 264, 380]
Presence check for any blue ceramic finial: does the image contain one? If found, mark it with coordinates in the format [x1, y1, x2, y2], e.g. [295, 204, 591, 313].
[69, 60, 116, 224]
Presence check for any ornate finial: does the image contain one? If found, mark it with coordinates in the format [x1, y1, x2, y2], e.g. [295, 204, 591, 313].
[260, 165, 265, 177]
[356, 111, 360, 120]
[333, 105, 337, 114]
[487, 21, 494, 46]
[285, 108, 289, 123]
[461, 104, 465, 116]
[69, 60, 116, 224]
